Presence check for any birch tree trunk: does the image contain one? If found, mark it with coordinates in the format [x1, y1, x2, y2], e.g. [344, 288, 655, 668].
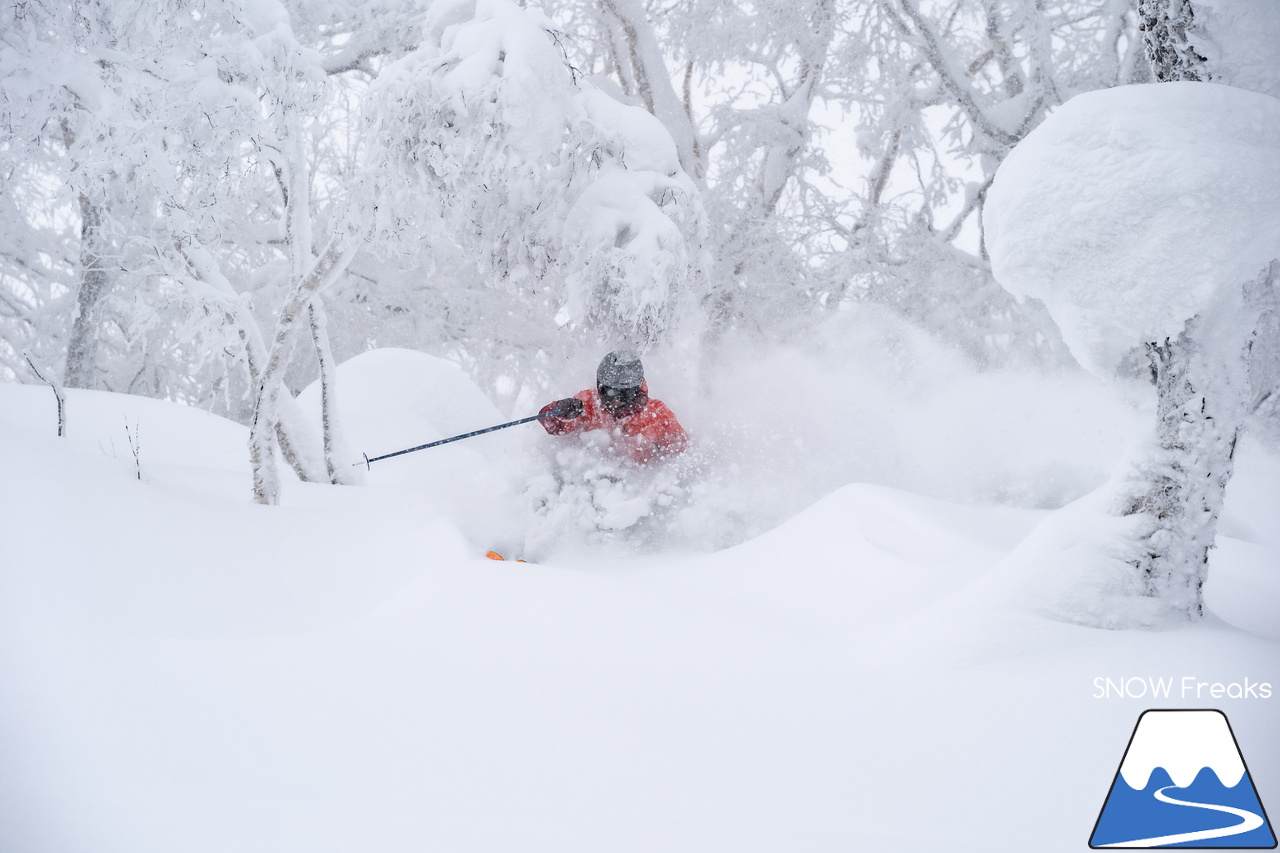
[64, 195, 111, 389]
[179, 238, 325, 485]
[600, 0, 704, 181]
[309, 298, 363, 485]
[249, 232, 362, 505]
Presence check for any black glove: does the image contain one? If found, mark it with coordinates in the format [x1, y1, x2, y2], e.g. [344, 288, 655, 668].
[552, 397, 584, 419]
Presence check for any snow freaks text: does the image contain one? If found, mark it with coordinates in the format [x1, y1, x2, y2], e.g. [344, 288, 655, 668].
[1092, 677, 1274, 701]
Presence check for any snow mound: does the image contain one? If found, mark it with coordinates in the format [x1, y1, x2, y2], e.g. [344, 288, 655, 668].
[298, 348, 503, 457]
[293, 343, 524, 507]
[974, 481, 1178, 630]
[0, 382, 247, 474]
[3, 376, 1280, 852]
[985, 82, 1280, 377]
[960, 435, 1280, 632]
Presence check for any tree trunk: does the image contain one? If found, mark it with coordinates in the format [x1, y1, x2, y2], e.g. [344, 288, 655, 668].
[600, 0, 704, 181]
[1118, 283, 1261, 622]
[309, 298, 362, 485]
[64, 195, 111, 389]
[1138, 0, 1207, 82]
[249, 109, 355, 504]
[178, 238, 325, 484]
[249, 233, 362, 505]
[1245, 262, 1280, 445]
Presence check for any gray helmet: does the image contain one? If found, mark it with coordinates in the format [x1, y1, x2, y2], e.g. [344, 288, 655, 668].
[597, 350, 644, 390]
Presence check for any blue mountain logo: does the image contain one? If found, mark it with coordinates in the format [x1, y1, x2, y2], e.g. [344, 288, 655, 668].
[1090, 709, 1276, 848]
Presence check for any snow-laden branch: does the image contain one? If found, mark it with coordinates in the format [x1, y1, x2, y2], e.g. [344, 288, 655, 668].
[365, 0, 708, 350]
[600, 0, 705, 181]
[887, 0, 1020, 148]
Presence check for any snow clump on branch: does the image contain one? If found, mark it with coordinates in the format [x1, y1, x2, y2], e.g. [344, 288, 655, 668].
[562, 88, 708, 346]
[363, 0, 708, 348]
[984, 81, 1280, 378]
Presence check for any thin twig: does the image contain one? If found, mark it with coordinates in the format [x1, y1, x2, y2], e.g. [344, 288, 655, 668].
[124, 417, 142, 481]
[23, 351, 66, 437]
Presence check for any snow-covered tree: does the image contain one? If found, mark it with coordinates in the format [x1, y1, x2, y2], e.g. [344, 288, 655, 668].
[13, 0, 1248, 513]
[4, 0, 1154, 409]
[0, 0, 169, 389]
[985, 81, 1280, 624]
[1168, 0, 1280, 446]
[364, 0, 708, 352]
[541, 0, 839, 344]
[0, 0, 442, 502]
[814, 0, 1145, 366]
[537, 0, 1141, 367]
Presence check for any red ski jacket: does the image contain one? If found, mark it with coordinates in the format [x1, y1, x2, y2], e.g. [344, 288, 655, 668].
[539, 384, 688, 464]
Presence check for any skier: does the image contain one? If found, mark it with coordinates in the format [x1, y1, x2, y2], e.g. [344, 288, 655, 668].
[539, 350, 688, 464]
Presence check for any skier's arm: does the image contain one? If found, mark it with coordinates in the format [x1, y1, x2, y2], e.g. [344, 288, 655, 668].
[651, 405, 688, 456]
[539, 395, 586, 434]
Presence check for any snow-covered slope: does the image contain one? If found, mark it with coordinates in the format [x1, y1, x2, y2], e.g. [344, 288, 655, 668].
[1, 355, 1278, 852]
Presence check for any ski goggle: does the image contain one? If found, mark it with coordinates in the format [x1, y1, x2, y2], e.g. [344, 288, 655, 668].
[599, 385, 642, 407]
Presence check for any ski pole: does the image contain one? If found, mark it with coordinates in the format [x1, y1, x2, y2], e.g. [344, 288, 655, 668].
[357, 411, 555, 469]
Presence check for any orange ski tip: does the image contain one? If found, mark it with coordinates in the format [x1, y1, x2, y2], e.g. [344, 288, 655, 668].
[484, 551, 505, 561]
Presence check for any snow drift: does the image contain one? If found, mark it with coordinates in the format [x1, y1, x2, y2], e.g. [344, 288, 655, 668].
[2, 346, 1279, 852]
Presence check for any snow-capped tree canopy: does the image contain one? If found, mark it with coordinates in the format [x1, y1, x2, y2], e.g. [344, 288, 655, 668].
[365, 0, 706, 348]
[985, 81, 1280, 377]
[6, 0, 1156, 406]
[7, 0, 1280, 514]
[560, 87, 708, 345]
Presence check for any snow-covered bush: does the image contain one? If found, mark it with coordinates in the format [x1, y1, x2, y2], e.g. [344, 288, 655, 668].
[985, 81, 1280, 625]
[561, 88, 708, 346]
[364, 0, 708, 350]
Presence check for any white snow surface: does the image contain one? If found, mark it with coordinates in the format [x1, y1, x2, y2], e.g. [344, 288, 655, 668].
[2, 348, 1279, 852]
[985, 82, 1280, 377]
